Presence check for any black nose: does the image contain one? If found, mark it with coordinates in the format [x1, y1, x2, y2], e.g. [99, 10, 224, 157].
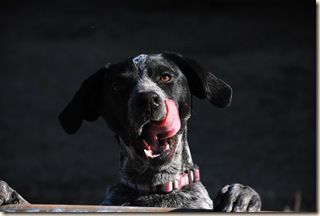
[135, 92, 162, 109]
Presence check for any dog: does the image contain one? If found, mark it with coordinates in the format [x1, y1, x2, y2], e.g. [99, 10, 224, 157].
[0, 52, 261, 212]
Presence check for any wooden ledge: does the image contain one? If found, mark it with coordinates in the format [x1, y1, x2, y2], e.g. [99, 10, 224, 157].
[0, 204, 177, 213]
[0, 204, 273, 213]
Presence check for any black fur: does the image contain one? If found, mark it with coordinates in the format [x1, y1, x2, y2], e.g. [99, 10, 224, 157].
[0, 52, 261, 212]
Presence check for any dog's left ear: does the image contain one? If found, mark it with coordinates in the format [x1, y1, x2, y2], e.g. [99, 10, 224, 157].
[59, 66, 108, 134]
[162, 52, 232, 108]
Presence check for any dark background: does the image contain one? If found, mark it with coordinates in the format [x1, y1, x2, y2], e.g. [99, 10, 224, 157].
[0, 0, 316, 212]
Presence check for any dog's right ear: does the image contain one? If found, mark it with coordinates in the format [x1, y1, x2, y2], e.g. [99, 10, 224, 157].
[162, 52, 232, 108]
[58, 66, 108, 134]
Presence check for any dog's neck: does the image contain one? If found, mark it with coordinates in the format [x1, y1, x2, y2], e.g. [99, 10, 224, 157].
[120, 164, 200, 193]
[117, 128, 195, 186]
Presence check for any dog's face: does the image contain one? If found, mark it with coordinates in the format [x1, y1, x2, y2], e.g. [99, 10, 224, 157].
[59, 52, 232, 170]
[99, 54, 193, 168]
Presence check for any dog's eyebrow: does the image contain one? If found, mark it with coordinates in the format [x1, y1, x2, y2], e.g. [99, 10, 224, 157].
[105, 72, 132, 80]
[105, 63, 135, 79]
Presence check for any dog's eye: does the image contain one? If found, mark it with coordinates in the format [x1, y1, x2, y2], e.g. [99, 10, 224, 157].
[160, 73, 172, 83]
[111, 83, 124, 92]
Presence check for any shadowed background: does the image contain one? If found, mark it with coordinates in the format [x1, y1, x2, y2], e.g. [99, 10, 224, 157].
[0, 0, 316, 211]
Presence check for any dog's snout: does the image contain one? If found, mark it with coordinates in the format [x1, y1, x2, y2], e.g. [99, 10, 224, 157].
[151, 93, 161, 108]
[135, 92, 162, 109]
[130, 92, 166, 124]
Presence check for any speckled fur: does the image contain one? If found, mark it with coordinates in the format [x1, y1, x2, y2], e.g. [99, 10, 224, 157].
[0, 52, 261, 212]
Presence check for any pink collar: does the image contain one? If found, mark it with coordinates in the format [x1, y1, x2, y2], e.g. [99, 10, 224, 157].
[121, 165, 200, 193]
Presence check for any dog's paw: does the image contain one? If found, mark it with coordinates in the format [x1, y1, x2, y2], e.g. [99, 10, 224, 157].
[213, 183, 261, 212]
[0, 180, 29, 206]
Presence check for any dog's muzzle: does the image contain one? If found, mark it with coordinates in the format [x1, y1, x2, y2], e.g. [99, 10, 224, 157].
[129, 92, 166, 136]
[133, 91, 165, 122]
[129, 93, 181, 160]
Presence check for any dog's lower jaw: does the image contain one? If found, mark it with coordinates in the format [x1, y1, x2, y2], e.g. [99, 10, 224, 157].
[104, 129, 214, 209]
[118, 131, 193, 184]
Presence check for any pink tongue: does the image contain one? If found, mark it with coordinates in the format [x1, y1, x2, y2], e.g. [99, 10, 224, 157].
[149, 99, 181, 139]
[143, 100, 181, 150]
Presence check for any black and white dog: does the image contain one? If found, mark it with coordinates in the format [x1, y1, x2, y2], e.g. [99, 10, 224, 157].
[0, 52, 261, 212]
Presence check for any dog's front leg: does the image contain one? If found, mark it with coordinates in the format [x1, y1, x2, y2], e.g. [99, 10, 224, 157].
[213, 183, 261, 212]
[0, 180, 29, 206]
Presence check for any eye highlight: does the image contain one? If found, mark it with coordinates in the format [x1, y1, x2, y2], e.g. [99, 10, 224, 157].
[160, 73, 172, 83]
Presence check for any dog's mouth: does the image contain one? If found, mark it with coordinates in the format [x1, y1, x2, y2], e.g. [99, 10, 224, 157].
[139, 100, 181, 159]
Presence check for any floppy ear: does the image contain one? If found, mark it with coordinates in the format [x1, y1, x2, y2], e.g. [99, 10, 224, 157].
[58, 66, 108, 134]
[162, 52, 232, 108]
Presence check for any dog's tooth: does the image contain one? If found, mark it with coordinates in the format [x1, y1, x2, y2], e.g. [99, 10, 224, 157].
[153, 154, 160, 158]
[142, 139, 151, 150]
[144, 149, 161, 158]
[144, 149, 152, 158]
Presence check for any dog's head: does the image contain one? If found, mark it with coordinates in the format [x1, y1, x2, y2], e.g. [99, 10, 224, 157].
[59, 52, 232, 170]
